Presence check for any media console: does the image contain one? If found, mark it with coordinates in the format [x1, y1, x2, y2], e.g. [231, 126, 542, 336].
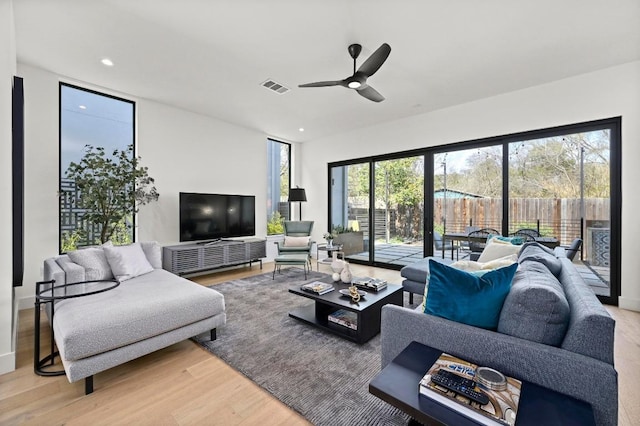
[163, 238, 266, 275]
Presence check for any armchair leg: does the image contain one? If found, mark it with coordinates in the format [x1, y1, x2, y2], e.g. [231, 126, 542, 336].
[210, 328, 217, 341]
[409, 292, 414, 304]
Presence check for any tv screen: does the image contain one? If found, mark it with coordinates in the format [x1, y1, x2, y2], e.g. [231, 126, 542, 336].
[179, 192, 255, 242]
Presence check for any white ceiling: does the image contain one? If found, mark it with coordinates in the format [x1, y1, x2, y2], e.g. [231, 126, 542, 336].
[13, 0, 640, 143]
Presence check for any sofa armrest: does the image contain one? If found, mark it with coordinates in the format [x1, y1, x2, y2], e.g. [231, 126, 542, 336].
[381, 305, 618, 426]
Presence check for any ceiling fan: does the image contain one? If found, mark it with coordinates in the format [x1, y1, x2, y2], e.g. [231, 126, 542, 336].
[298, 43, 391, 102]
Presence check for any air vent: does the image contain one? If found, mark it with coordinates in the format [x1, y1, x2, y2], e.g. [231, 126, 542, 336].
[261, 79, 290, 94]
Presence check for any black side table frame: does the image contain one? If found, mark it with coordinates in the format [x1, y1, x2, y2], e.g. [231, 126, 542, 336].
[34, 279, 119, 379]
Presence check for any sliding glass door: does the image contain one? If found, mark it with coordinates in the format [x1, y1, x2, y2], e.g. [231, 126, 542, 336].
[508, 129, 614, 298]
[432, 146, 503, 259]
[372, 156, 424, 266]
[330, 162, 370, 262]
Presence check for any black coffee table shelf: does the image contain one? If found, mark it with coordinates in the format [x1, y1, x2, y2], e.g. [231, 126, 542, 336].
[288, 281, 403, 344]
[369, 341, 596, 426]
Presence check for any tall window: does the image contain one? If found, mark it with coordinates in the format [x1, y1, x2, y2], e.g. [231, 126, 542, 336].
[266, 139, 290, 234]
[59, 83, 135, 252]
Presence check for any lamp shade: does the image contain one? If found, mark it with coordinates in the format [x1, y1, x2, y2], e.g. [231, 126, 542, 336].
[289, 188, 307, 202]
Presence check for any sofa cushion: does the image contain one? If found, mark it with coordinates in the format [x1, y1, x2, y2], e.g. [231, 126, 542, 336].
[518, 243, 562, 277]
[104, 242, 154, 282]
[477, 238, 523, 263]
[425, 260, 517, 330]
[67, 247, 114, 281]
[53, 269, 225, 361]
[498, 261, 570, 346]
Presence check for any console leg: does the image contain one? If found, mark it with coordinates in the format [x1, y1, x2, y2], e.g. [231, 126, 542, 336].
[210, 328, 217, 341]
[85, 376, 94, 395]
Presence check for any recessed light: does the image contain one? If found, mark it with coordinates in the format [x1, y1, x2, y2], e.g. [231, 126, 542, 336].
[101, 58, 114, 67]
[299, 128, 305, 132]
[79, 105, 87, 110]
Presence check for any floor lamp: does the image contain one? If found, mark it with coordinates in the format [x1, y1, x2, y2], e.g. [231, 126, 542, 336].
[289, 187, 307, 220]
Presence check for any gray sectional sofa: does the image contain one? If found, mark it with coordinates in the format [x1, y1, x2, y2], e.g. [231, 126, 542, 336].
[43, 242, 226, 394]
[382, 243, 617, 426]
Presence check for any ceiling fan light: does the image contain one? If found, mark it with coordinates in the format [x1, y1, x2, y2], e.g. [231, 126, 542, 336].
[348, 81, 361, 89]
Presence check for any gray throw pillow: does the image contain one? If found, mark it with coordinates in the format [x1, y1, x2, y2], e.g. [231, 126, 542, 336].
[67, 247, 114, 281]
[103, 242, 154, 282]
[518, 243, 562, 277]
[498, 261, 570, 346]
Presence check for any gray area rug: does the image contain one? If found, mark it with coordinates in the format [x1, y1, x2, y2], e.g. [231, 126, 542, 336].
[192, 267, 421, 426]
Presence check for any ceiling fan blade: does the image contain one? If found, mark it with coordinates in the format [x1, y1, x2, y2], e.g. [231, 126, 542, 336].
[298, 80, 343, 88]
[357, 85, 385, 102]
[357, 43, 391, 78]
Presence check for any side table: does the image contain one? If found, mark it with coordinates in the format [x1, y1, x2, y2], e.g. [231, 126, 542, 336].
[34, 279, 119, 385]
[316, 243, 344, 271]
[369, 341, 595, 426]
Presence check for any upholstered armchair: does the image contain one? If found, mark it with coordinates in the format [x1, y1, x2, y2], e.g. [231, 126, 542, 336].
[274, 221, 315, 260]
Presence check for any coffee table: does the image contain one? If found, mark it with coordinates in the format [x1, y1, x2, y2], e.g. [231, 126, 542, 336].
[369, 341, 596, 426]
[288, 281, 403, 343]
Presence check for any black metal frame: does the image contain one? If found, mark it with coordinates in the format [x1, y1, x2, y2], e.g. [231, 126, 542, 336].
[58, 83, 136, 254]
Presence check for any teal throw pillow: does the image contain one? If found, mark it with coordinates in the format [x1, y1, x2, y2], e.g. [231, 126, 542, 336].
[488, 234, 525, 245]
[424, 259, 518, 330]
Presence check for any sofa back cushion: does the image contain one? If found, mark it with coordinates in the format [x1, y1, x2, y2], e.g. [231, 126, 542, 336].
[498, 261, 570, 346]
[518, 242, 562, 277]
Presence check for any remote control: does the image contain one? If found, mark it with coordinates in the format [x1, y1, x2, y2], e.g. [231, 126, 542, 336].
[430, 370, 490, 405]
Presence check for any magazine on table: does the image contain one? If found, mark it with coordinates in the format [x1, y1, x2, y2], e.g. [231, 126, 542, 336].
[419, 353, 521, 426]
[301, 281, 334, 295]
[327, 309, 358, 330]
[351, 276, 387, 291]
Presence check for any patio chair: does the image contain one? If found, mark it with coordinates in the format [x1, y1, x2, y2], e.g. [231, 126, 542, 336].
[434, 231, 459, 260]
[562, 238, 583, 261]
[468, 228, 500, 261]
[511, 228, 541, 242]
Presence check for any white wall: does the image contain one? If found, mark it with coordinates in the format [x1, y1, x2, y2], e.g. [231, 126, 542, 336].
[301, 61, 640, 311]
[14, 64, 270, 309]
[0, 0, 17, 375]
[136, 100, 268, 243]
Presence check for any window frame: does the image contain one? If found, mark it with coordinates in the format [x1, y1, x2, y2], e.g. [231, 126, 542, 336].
[58, 82, 136, 253]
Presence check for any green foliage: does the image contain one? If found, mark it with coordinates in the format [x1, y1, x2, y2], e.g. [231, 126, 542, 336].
[60, 229, 86, 253]
[267, 211, 285, 235]
[331, 224, 355, 234]
[65, 144, 159, 244]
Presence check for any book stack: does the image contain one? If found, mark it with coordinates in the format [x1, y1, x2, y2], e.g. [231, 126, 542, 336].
[352, 277, 387, 292]
[419, 353, 521, 426]
[300, 281, 335, 295]
[327, 309, 358, 330]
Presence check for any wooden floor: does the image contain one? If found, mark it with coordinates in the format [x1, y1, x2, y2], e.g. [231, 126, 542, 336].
[0, 262, 638, 425]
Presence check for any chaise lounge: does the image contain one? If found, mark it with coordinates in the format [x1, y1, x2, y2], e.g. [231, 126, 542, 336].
[43, 242, 226, 394]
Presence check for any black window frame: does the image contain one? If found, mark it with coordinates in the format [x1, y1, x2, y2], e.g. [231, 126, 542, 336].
[58, 82, 136, 253]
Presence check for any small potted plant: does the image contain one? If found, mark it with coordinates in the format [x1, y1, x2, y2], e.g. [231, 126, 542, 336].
[323, 232, 335, 248]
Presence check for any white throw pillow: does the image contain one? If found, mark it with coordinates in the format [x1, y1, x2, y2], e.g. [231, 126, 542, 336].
[103, 242, 154, 282]
[67, 247, 114, 281]
[140, 241, 162, 269]
[477, 239, 522, 263]
[283, 236, 310, 247]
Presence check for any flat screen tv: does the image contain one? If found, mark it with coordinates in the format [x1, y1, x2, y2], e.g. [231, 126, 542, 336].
[179, 192, 255, 242]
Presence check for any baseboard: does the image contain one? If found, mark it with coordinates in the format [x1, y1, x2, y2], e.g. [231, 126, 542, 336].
[0, 351, 16, 375]
[18, 294, 34, 311]
[618, 296, 640, 312]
